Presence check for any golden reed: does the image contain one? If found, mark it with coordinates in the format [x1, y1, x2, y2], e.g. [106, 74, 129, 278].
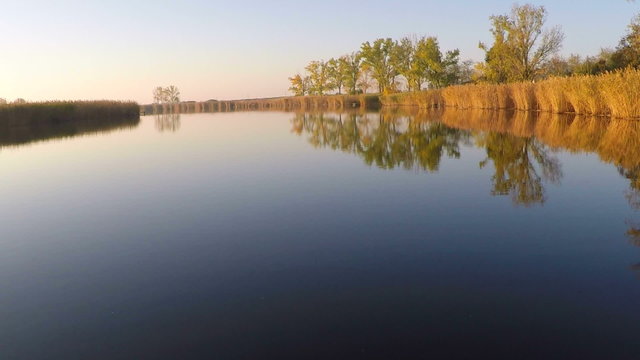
[381, 68, 640, 119]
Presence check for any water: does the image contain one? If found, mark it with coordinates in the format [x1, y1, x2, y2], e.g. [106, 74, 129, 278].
[1, 110, 639, 359]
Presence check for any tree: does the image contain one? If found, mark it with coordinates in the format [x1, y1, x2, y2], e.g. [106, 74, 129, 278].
[613, 13, 640, 68]
[305, 60, 334, 95]
[153, 86, 165, 104]
[341, 53, 362, 95]
[455, 60, 477, 84]
[358, 64, 375, 94]
[0, 98, 7, 105]
[360, 38, 396, 93]
[327, 58, 349, 95]
[288, 73, 311, 96]
[390, 37, 418, 91]
[13, 98, 26, 104]
[479, 4, 564, 82]
[414, 36, 461, 88]
[165, 85, 180, 104]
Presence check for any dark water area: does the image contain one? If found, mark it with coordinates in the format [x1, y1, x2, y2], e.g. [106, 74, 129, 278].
[1, 110, 640, 359]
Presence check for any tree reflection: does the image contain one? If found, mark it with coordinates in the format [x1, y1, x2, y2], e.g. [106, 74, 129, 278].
[477, 133, 562, 206]
[155, 113, 181, 132]
[291, 112, 468, 172]
[293, 108, 640, 277]
[618, 166, 640, 245]
[292, 110, 563, 206]
[630, 263, 640, 280]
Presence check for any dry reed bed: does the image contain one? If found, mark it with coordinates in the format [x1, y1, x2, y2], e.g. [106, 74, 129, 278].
[0, 101, 140, 124]
[0, 101, 140, 147]
[381, 68, 640, 119]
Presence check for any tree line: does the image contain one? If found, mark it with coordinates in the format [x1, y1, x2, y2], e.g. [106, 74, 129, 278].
[289, 3, 640, 95]
[289, 36, 470, 96]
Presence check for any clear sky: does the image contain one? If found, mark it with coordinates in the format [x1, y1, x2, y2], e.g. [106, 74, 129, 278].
[0, 0, 638, 103]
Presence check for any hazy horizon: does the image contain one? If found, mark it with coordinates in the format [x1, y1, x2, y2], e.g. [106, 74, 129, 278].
[1, 0, 638, 104]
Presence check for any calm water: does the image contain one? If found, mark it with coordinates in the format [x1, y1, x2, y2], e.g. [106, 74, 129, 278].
[1, 110, 640, 359]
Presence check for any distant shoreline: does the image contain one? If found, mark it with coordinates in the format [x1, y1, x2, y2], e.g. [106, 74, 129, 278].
[144, 68, 640, 119]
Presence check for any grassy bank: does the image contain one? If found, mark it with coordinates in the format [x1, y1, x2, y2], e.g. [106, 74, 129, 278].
[0, 101, 140, 147]
[381, 68, 640, 119]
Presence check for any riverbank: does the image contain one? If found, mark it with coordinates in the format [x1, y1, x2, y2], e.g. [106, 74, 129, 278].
[140, 94, 381, 114]
[381, 68, 640, 119]
[142, 68, 640, 119]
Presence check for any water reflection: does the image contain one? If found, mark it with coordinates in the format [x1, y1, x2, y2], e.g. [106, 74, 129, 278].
[155, 113, 181, 132]
[292, 109, 640, 238]
[291, 112, 469, 172]
[291, 111, 562, 206]
[0, 116, 139, 148]
[477, 132, 561, 205]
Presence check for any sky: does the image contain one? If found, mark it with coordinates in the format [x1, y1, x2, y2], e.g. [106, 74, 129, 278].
[0, 0, 638, 104]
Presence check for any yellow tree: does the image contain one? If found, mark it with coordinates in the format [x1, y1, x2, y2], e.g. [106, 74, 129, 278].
[288, 74, 310, 96]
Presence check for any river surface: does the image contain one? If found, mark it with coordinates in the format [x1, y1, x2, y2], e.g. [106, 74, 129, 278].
[2, 110, 640, 359]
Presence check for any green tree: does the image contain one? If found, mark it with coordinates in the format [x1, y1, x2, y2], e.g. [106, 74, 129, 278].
[613, 13, 640, 68]
[390, 37, 418, 91]
[415, 37, 461, 88]
[479, 4, 564, 82]
[358, 64, 375, 94]
[327, 58, 348, 95]
[305, 60, 334, 95]
[341, 53, 362, 95]
[360, 38, 396, 93]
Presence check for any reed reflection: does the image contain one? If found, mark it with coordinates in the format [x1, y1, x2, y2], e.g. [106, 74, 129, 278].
[155, 113, 181, 133]
[0, 116, 139, 148]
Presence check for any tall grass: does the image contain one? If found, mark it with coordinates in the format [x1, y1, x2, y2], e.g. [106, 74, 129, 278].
[0, 101, 140, 147]
[381, 68, 640, 119]
[0, 101, 140, 124]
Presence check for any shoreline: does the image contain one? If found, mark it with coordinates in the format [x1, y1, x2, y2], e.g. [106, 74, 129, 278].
[143, 68, 640, 119]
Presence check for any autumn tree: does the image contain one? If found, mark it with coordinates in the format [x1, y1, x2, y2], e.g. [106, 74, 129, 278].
[360, 38, 396, 93]
[327, 58, 348, 95]
[479, 4, 564, 82]
[306, 60, 334, 95]
[390, 37, 418, 91]
[341, 53, 362, 95]
[288, 73, 311, 96]
[415, 37, 461, 88]
[613, 13, 640, 68]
